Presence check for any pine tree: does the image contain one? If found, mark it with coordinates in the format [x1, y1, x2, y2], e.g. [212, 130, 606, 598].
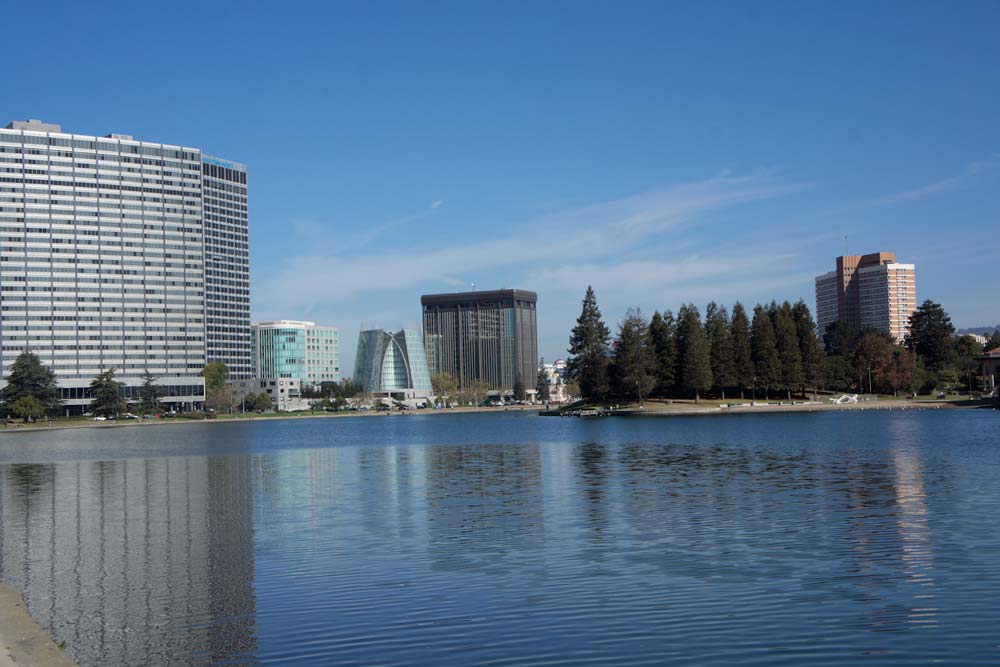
[139, 370, 163, 415]
[774, 302, 804, 399]
[751, 305, 780, 400]
[611, 307, 656, 404]
[705, 302, 734, 399]
[676, 304, 712, 403]
[535, 365, 551, 402]
[1, 350, 62, 416]
[567, 286, 611, 402]
[905, 300, 955, 370]
[648, 310, 676, 396]
[730, 302, 753, 399]
[792, 300, 824, 399]
[513, 375, 527, 401]
[89, 368, 126, 418]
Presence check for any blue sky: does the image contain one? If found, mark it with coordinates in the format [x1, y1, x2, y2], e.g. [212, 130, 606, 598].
[3, 1, 998, 373]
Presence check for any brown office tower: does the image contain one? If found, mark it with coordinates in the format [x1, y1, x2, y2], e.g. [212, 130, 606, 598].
[815, 252, 916, 344]
[421, 289, 538, 393]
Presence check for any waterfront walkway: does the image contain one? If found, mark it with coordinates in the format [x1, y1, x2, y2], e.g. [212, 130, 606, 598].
[0, 585, 77, 667]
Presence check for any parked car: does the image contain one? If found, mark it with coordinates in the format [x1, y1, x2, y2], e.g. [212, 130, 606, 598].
[92, 416, 107, 421]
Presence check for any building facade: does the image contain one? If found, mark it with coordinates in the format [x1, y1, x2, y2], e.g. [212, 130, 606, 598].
[202, 155, 252, 378]
[0, 119, 256, 410]
[815, 252, 916, 343]
[421, 289, 538, 391]
[353, 328, 432, 399]
[232, 376, 310, 411]
[251, 320, 339, 386]
[857, 262, 917, 343]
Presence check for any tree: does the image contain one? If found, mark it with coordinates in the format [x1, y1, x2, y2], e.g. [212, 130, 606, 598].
[953, 335, 984, 393]
[139, 370, 163, 415]
[988, 329, 1000, 352]
[243, 392, 258, 410]
[431, 372, 458, 405]
[567, 286, 611, 402]
[705, 302, 734, 399]
[252, 392, 272, 412]
[751, 305, 780, 399]
[536, 366, 551, 402]
[513, 374, 527, 401]
[206, 384, 236, 414]
[676, 304, 712, 402]
[730, 303, 753, 399]
[648, 310, 676, 397]
[823, 320, 859, 357]
[822, 355, 855, 392]
[792, 301, 824, 399]
[853, 331, 893, 394]
[611, 307, 656, 404]
[201, 362, 230, 395]
[2, 350, 61, 416]
[89, 369, 126, 418]
[11, 395, 45, 422]
[774, 303, 803, 400]
[881, 347, 916, 396]
[905, 300, 954, 370]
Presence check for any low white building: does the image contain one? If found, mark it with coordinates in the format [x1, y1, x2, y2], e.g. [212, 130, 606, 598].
[541, 358, 574, 403]
[231, 377, 312, 412]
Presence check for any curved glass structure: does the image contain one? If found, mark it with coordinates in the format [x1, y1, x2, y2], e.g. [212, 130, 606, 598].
[353, 329, 433, 396]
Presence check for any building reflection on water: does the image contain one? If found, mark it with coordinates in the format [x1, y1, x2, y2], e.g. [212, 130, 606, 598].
[0, 455, 256, 667]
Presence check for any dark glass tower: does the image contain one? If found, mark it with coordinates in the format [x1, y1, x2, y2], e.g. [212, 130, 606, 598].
[421, 289, 537, 391]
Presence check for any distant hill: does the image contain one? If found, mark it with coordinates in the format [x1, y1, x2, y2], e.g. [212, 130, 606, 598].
[957, 325, 999, 335]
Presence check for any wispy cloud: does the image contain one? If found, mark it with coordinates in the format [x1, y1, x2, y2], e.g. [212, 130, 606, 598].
[819, 155, 1000, 217]
[258, 172, 806, 311]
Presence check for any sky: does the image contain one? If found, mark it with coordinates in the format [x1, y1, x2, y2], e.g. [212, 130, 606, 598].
[2, 1, 998, 374]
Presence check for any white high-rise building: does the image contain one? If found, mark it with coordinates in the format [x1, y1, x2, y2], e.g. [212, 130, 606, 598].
[0, 119, 251, 410]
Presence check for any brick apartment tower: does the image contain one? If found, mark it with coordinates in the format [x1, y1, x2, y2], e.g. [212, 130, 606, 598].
[815, 252, 916, 343]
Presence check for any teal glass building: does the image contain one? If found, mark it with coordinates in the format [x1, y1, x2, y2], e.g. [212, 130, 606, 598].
[252, 320, 339, 385]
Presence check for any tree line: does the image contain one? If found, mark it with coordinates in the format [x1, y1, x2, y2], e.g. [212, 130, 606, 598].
[566, 286, 996, 404]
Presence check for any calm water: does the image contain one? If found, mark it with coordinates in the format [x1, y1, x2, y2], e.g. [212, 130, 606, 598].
[0, 410, 998, 666]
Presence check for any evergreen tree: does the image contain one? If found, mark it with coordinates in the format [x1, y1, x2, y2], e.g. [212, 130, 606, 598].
[823, 320, 859, 356]
[536, 365, 551, 402]
[905, 300, 955, 370]
[513, 375, 527, 401]
[567, 286, 611, 402]
[705, 302, 734, 399]
[648, 309, 676, 396]
[792, 300, 824, 399]
[611, 307, 656, 404]
[730, 302, 753, 399]
[139, 370, 163, 415]
[89, 369, 126, 418]
[1, 350, 62, 416]
[676, 304, 712, 403]
[774, 303, 804, 399]
[751, 305, 780, 400]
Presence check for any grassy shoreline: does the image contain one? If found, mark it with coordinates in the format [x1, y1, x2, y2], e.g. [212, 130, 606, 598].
[0, 404, 543, 435]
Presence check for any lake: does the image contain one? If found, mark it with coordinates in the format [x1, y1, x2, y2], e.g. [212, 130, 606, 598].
[0, 410, 998, 666]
